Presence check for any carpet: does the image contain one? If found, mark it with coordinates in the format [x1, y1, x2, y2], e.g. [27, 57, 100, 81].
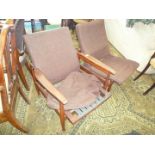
[0, 32, 155, 135]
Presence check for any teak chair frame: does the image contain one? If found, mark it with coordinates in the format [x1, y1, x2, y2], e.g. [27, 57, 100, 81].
[0, 25, 30, 133]
[26, 49, 115, 131]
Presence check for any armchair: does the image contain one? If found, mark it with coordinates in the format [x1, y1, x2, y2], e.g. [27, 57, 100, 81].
[76, 20, 139, 88]
[24, 27, 114, 130]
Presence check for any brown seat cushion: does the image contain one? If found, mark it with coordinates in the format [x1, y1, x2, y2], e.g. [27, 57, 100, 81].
[85, 54, 139, 84]
[76, 20, 139, 84]
[47, 71, 108, 110]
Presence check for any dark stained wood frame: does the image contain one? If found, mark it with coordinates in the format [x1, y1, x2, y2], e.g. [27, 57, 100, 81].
[26, 50, 115, 131]
[0, 25, 30, 133]
[1, 21, 30, 91]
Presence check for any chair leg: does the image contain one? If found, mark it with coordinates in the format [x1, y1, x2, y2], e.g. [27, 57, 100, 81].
[18, 86, 31, 104]
[107, 80, 113, 92]
[134, 62, 151, 81]
[6, 111, 28, 133]
[104, 74, 111, 91]
[59, 103, 65, 131]
[25, 60, 40, 95]
[143, 83, 155, 95]
[17, 62, 30, 91]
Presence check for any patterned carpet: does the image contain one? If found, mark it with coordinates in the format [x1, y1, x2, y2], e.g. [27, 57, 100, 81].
[0, 32, 155, 135]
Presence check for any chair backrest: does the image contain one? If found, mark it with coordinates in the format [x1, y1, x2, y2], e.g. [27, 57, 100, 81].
[76, 19, 110, 59]
[14, 19, 25, 53]
[24, 27, 80, 83]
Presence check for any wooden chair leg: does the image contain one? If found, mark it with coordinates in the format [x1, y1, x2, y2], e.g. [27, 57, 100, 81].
[134, 61, 151, 81]
[143, 83, 155, 95]
[104, 74, 111, 91]
[134, 52, 155, 81]
[60, 103, 65, 131]
[25, 60, 40, 95]
[107, 80, 113, 92]
[18, 86, 31, 104]
[17, 62, 30, 91]
[7, 111, 28, 133]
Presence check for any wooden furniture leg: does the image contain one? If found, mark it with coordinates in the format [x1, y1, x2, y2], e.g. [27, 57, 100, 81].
[59, 103, 65, 131]
[17, 60, 30, 91]
[18, 85, 30, 104]
[134, 62, 151, 81]
[25, 60, 40, 95]
[134, 52, 155, 81]
[143, 82, 155, 95]
[6, 111, 28, 133]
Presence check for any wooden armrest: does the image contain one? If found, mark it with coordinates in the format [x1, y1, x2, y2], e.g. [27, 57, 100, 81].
[77, 52, 116, 75]
[34, 69, 67, 104]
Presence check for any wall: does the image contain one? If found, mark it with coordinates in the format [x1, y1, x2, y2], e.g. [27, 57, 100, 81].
[104, 19, 155, 73]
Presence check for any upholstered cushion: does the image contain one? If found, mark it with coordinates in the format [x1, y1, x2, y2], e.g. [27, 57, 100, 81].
[76, 19, 110, 59]
[85, 54, 139, 84]
[47, 71, 104, 110]
[14, 19, 25, 53]
[24, 27, 80, 84]
[150, 58, 155, 68]
[0, 73, 9, 113]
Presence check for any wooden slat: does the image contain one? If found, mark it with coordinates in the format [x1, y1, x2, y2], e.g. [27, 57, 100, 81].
[65, 91, 110, 124]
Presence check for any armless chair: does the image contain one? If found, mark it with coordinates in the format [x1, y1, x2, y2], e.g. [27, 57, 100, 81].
[76, 20, 139, 89]
[24, 27, 115, 131]
[0, 25, 30, 133]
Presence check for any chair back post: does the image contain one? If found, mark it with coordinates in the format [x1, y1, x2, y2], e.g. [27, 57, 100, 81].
[0, 26, 11, 113]
[0, 25, 29, 133]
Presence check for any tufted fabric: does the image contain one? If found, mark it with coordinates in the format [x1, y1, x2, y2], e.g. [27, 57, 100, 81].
[47, 71, 108, 110]
[24, 27, 80, 84]
[76, 20, 139, 84]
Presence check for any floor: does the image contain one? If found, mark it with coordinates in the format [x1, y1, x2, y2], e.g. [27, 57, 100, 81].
[0, 31, 155, 135]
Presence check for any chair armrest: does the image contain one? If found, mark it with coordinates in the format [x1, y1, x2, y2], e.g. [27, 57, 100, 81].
[77, 52, 116, 75]
[34, 69, 67, 105]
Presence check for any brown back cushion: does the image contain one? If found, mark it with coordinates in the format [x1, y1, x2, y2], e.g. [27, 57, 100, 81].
[76, 19, 110, 59]
[24, 27, 80, 83]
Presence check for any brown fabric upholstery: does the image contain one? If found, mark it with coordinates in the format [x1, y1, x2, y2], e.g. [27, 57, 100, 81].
[76, 20, 110, 59]
[76, 19, 139, 84]
[14, 19, 25, 53]
[24, 27, 110, 111]
[24, 28, 80, 83]
[89, 55, 139, 84]
[47, 71, 106, 110]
